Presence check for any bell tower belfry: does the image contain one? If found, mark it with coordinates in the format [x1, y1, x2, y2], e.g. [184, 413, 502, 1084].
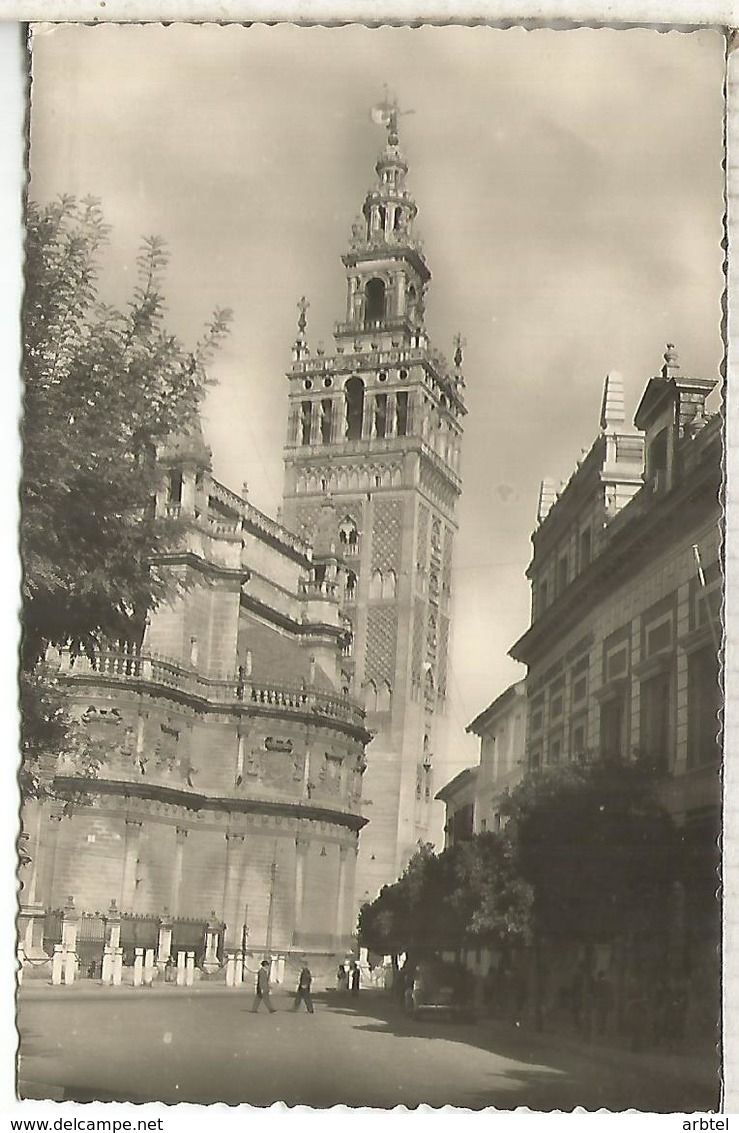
[281, 101, 466, 908]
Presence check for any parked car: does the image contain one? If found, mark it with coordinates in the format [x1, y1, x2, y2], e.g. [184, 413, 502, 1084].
[408, 958, 475, 1023]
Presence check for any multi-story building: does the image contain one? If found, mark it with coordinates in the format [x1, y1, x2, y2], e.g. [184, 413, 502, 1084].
[280, 106, 466, 906]
[510, 348, 721, 1019]
[436, 680, 526, 848]
[435, 767, 478, 850]
[466, 679, 527, 834]
[20, 426, 371, 965]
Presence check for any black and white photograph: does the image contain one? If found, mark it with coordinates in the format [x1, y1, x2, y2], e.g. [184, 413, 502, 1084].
[14, 20, 726, 1113]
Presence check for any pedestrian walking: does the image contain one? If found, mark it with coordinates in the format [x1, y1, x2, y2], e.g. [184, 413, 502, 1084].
[251, 959, 276, 1013]
[292, 958, 315, 1013]
[349, 960, 360, 997]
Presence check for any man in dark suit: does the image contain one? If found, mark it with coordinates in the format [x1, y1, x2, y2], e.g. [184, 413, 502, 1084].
[292, 958, 315, 1013]
[251, 959, 276, 1013]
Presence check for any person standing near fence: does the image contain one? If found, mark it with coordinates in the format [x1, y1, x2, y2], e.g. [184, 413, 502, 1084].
[251, 959, 276, 1014]
[292, 958, 315, 1013]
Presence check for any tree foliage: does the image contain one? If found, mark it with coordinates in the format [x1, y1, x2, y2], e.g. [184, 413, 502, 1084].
[22, 195, 231, 670]
[502, 754, 680, 940]
[20, 196, 230, 798]
[359, 755, 679, 962]
[358, 835, 533, 958]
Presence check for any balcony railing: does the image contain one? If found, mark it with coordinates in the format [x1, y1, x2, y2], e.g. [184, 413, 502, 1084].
[51, 649, 366, 730]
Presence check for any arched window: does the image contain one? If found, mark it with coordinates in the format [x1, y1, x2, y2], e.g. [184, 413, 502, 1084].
[363, 680, 378, 713]
[374, 393, 388, 438]
[377, 681, 392, 713]
[370, 570, 383, 599]
[344, 377, 365, 441]
[382, 570, 396, 600]
[301, 401, 312, 446]
[339, 516, 358, 546]
[406, 284, 418, 323]
[365, 278, 386, 326]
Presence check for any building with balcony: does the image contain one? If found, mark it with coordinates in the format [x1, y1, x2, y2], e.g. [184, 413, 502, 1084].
[509, 347, 721, 1026]
[21, 425, 372, 964]
[280, 104, 466, 907]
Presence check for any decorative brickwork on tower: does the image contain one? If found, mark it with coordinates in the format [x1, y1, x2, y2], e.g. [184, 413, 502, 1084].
[280, 101, 466, 906]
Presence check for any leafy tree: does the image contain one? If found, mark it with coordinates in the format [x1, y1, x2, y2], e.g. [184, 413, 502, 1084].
[502, 754, 680, 942]
[20, 196, 230, 797]
[358, 834, 533, 959]
[22, 195, 230, 670]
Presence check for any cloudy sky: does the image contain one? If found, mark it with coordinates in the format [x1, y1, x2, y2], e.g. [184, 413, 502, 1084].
[28, 23, 725, 789]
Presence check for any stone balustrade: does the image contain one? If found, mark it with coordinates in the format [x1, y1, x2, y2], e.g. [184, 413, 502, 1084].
[53, 649, 366, 730]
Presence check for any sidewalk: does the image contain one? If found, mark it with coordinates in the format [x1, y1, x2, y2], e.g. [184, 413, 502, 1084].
[476, 1013, 720, 1094]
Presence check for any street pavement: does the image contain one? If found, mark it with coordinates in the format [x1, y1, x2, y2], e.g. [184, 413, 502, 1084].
[17, 986, 721, 1111]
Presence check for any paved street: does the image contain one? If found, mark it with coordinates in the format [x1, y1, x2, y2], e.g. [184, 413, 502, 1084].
[18, 988, 719, 1111]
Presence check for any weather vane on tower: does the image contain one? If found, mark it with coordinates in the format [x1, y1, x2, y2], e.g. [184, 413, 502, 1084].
[370, 86, 414, 144]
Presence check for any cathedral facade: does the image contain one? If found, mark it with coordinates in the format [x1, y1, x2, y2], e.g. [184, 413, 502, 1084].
[280, 107, 465, 905]
[20, 427, 371, 966]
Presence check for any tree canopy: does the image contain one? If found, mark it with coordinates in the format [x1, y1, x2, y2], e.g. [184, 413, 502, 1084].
[359, 754, 679, 962]
[502, 754, 680, 940]
[22, 195, 230, 670]
[21, 196, 230, 797]
[358, 834, 533, 959]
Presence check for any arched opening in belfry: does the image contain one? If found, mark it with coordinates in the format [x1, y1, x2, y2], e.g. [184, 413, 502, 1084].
[320, 399, 333, 444]
[406, 284, 418, 323]
[344, 377, 365, 440]
[300, 401, 312, 446]
[364, 278, 386, 326]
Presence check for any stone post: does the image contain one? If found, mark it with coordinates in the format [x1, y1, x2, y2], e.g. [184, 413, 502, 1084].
[112, 948, 123, 987]
[61, 897, 79, 985]
[101, 945, 114, 986]
[186, 951, 195, 986]
[101, 900, 121, 986]
[51, 944, 65, 986]
[143, 947, 156, 986]
[234, 951, 243, 986]
[176, 951, 187, 987]
[225, 952, 237, 988]
[133, 948, 144, 987]
[275, 955, 286, 985]
[157, 911, 173, 965]
[203, 914, 221, 974]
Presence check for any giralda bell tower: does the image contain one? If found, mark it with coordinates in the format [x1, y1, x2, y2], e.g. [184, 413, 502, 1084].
[281, 102, 466, 909]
